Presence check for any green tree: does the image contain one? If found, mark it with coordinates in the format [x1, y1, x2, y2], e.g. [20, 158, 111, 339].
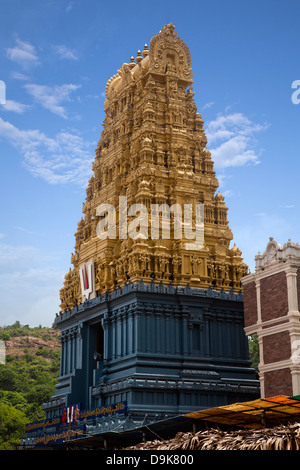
[248, 334, 259, 371]
[0, 390, 28, 410]
[0, 402, 26, 450]
[0, 330, 10, 341]
[0, 365, 17, 391]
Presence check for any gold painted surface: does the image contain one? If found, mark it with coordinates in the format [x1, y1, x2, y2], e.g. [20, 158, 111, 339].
[60, 24, 248, 311]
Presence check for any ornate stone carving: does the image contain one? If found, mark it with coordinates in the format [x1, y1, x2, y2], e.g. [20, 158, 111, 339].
[59, 24, 247, 311]
[148, 23, 192, 80]
[255, 237, 300, 272]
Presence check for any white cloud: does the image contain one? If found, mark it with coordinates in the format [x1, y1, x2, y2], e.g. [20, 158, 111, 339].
[11, 71, 31, 81]
[254, 212, 267, 217]
[1, 99, 31, 114]
[6, 39, 39, 69]
[0, 117, 94, 186]
[24, 83, 81, 118]
[211, 135, 260, 168]
[279, 204, 294, 209]
[216, 173, 232, 188]
[205, 112, 269, 169]
[66, 1, 74, 12]
[202, 101, 214, 110]
[0, 242, 37, 266]
[53, 45, 78, 60]
[222, 189, 233, 198]
[13, 226, 37, 235]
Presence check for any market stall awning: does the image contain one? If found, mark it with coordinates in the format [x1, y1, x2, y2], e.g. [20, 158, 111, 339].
[184, 395, 300, 429]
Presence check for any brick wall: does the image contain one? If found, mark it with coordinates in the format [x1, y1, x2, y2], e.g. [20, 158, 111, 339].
[260, 272, 288, 322]
[264, 368, 293, 397]
[243, 280, 257, 328]
[243, 267, 300, 397]
[262, 331, 291, 364]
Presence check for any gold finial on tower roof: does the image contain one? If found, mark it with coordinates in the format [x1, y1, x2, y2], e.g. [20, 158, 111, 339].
[129, 56, 135, 69]
[135, 50, 143, 63]
[142, 44, 149, 57]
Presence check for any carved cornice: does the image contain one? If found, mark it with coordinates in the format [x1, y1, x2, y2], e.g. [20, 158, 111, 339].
[54, 279, 243, 326]
[255, 237, 300, 273]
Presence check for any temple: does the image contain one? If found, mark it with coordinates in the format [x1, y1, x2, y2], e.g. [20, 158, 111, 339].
[22, 24, 259, 448]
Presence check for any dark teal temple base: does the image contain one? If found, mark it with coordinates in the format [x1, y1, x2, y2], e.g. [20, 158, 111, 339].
[43, 281, 259, 422]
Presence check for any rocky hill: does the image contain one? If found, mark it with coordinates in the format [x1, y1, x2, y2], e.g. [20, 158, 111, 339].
[0, 322, 60, 360]
[4, 329, 60, 361]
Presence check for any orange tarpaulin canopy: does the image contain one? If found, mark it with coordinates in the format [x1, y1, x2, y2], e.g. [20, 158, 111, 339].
[184, 396, 300, 429]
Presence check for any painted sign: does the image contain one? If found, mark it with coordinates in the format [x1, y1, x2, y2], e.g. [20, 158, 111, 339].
[25, 401, 128, 446]
[79, 260, 96, 302]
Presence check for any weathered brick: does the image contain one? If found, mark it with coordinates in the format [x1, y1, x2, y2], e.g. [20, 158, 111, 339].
[243, 281, 257, 328]
[264, 369, 293, 397]
[262, 331, 291, 364]
[260, 272, 288, 322]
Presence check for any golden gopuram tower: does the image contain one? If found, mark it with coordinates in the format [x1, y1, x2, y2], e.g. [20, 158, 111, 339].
[60, 23, 248, 312]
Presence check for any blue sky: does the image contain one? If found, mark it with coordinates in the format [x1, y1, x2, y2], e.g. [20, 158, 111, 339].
[0, 0, 299, 327]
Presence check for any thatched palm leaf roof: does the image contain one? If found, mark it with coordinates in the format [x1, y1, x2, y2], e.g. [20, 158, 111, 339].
[126, 423, 300, 450]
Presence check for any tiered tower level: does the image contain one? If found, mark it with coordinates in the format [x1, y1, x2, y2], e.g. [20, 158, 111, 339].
[59, 23, 248, 312]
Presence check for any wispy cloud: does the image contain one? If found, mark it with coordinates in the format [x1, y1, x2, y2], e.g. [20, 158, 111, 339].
[205, 112, 269, 169]
[24, 83, 81, 118]
[6, 39, 40, 69]
[202, 101, 215, 110]
[11, 71, 31, 81]
[13, 226, 37, 235]
[279, 204, 294, 209]
[0, 242, 37, 266]
[66, 1, 74, 12]
[0, 117, 94, 186]
[1, 99, 31, 114]
[53, 45, 78, 61]
[222, 189, 233, 198]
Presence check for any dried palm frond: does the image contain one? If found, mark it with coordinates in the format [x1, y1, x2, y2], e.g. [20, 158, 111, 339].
[125, 422, 300, 451]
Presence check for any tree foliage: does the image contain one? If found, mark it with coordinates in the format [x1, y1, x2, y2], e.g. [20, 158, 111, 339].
[0, 322, 60, 449]
[248, 334, 259, 371]
[0, 402, 27, 450]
